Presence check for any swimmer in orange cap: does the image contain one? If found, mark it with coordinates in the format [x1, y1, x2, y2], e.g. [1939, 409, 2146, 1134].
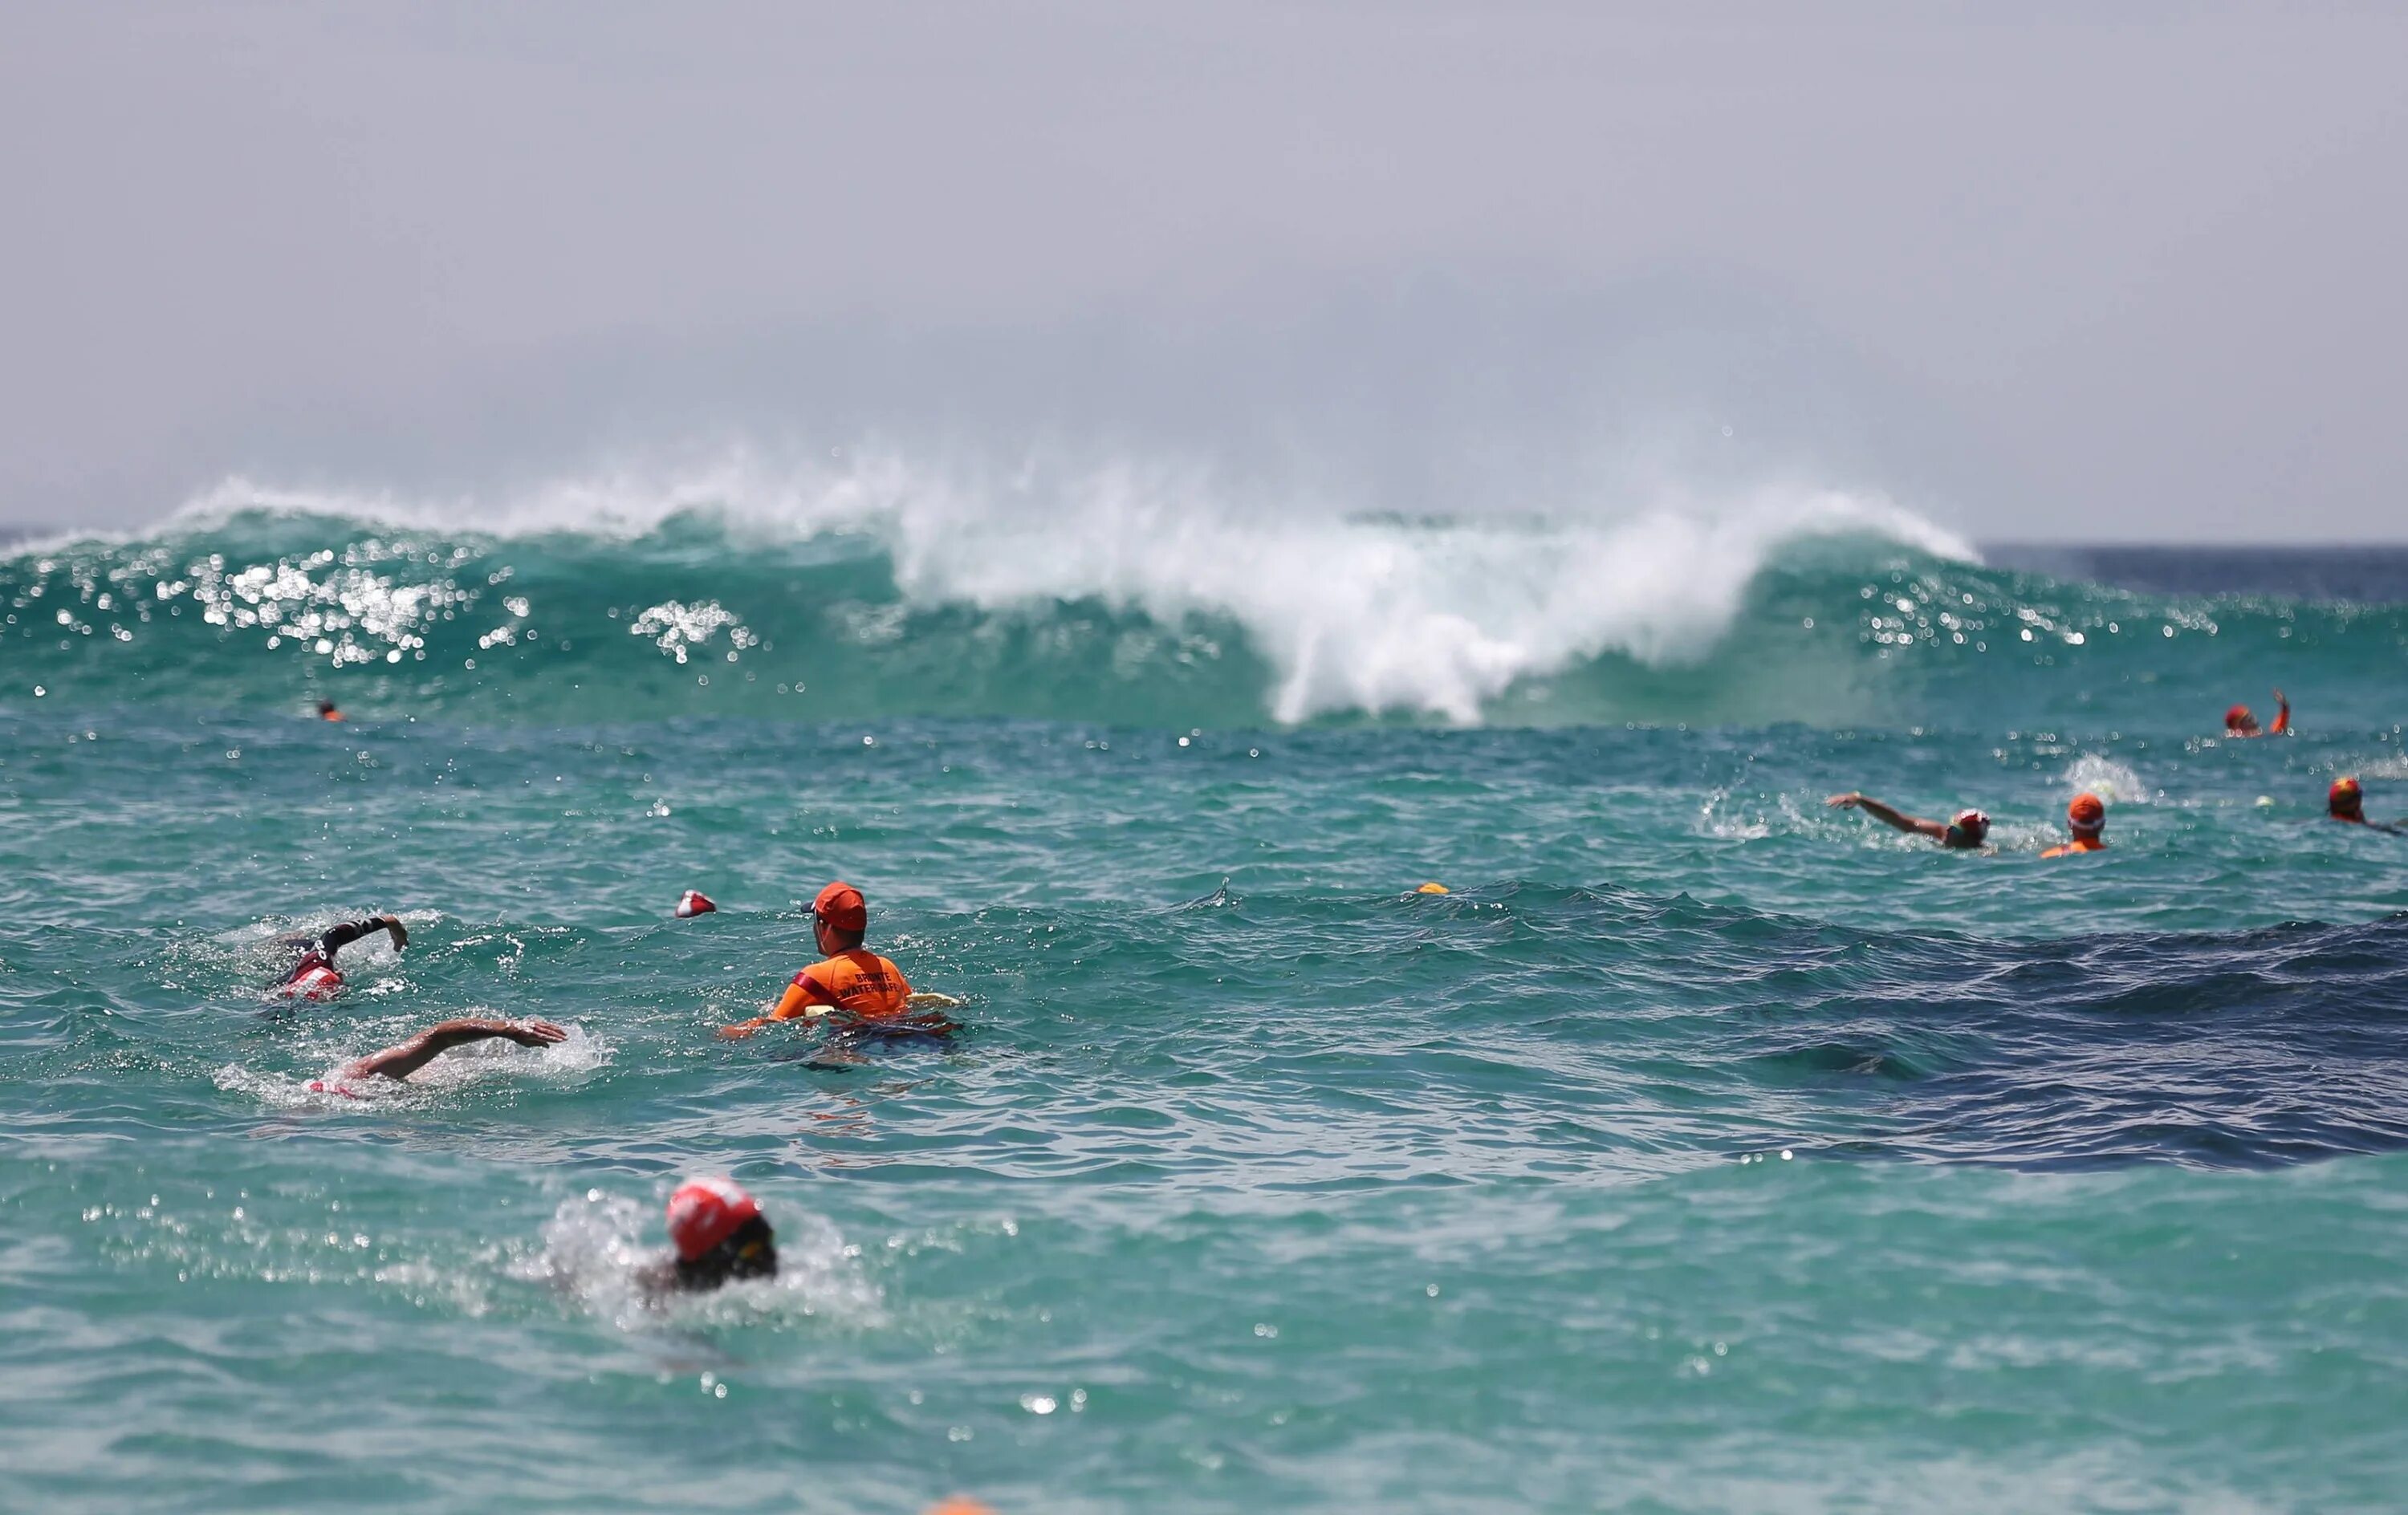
[637, 1176, 779, 1294]
[315, 698, 345, 722]
[2040, 792, 2109, 858]
[1826, 792, 1990, 849]
[319, 1017, 566, 1085]
[275, 914, 408, 1000]
[2225, 688, 2288, 738]
[2325, 777, 2404, 834]
[720, 882, 947, 1039]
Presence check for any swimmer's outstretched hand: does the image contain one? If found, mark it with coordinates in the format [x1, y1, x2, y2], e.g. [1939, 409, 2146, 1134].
[378, 914, 409, 950]
[718, 1017, 769, 1040]
[1826, 793, 1863, 809]
[502, 1020, 567, 1048]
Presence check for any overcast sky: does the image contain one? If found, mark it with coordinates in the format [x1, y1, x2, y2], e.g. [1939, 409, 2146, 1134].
[2, 2, 2402, 538]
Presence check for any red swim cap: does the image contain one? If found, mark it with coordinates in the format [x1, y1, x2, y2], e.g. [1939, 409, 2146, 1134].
[2330, 776, 2363, 810]
[675, 890, 717, 919]
[813, 881, 868, 932]
[1949, 809, 1990, 843]
[666, 1177, 761, 1261]
[283, 962, 345, 1001]
[2225, 705, 2252, 729]
[2068, 792, 2105, 832]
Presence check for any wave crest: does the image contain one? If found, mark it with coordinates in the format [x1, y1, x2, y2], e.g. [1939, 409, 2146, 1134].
[144, 454, 1971, 723]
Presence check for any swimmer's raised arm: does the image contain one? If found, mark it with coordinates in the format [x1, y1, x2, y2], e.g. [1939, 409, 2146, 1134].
[1825, 792, 1946, 840]
[340, 1018, 563, 1082]
[2271, 688, 2289, 735]
[319, 914, 409, 960]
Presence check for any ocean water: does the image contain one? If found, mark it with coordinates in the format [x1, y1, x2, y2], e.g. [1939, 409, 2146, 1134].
[4, 481, 2407, 1513]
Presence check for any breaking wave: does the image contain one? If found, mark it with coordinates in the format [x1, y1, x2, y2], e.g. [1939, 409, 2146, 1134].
[6, 453, 2401, 730]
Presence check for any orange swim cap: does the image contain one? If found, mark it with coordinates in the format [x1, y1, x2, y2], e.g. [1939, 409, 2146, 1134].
[813, 882, 868, 932]
[2329, 776, 2363, 810]
[2225, 705, 2252, 729]
[666, 1177, 761, 1261]
[2068, 792, 2105, 832]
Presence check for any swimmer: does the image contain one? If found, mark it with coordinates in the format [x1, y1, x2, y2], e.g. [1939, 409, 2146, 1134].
[2225, 688, 2288, 738]
[276, 914, 408, 1000]
[720, 882, 950, 1038]
[2040, 791, 2109, 858]
[315, 698, 344, 722]
[2325, 777, 2404, 835]
[1825, 792, 1989, 849]
[636, 1177, 779, 1294]
[319, 1017, 567, 1086]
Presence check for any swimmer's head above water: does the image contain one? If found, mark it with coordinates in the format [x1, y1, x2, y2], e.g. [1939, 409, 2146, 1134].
[2067, 792, 2105, 838]
[1942, 809, 1990, 848]
[2040, 793, 2108, 858]
[2225, 688, 2288, 738]
[665, 1177, 779, 1290]
[811, 880, 870, 952]
[2329, 776, 2365, 822]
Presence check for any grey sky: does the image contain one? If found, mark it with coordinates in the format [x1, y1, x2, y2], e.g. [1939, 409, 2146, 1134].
[2, 2, 2402, 538]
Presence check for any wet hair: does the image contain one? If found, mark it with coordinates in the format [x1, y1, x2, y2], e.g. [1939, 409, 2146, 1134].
[674, 1213, 778, 1290]
[316, 700, 339, 715]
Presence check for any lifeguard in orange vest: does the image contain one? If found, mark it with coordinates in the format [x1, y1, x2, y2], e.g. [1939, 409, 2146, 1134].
[719, 882, 923, 1038]
[2040, 792, 2109, 858]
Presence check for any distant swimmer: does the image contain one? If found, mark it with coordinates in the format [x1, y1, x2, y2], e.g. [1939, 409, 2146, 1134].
[315, 698, 345, 722]
[720, 882, 953, 1039]
[2326, 777, 2404, 835]
[1825, 793, 1989, 849]
[635, 1177, 780, 1294]
[311, 1017, 567, 1091]
[2225, 689, 2288, 738]
[277, 914, 408, 1000]
[2040, 791, 2109, 858]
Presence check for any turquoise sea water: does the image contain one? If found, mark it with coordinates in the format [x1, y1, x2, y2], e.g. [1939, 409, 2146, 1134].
[5, 507, 2408, 1512]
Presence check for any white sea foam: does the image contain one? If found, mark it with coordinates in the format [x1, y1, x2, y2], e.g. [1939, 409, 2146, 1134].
[165, 448, 1975, 722]
[2060, 754, 2151, 806]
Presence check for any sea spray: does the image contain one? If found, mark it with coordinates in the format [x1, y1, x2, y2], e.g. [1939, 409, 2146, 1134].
[13, 467, 2405, 732]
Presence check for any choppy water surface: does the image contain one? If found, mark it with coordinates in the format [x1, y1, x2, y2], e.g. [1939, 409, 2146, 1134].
[4, 503, 2407, 1512]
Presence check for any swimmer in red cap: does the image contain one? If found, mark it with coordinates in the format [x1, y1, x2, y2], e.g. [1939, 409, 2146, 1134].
[720, 881, 945, 1039]
[2224, 688, 2288, 738]
[275, 914, 408, 1000]
[2326, 776, 2403, 834]
[316, 1017, 567, 1086]
[638, 1176, 779, 1293]
[1826, 793, 1990, 849]
[2040, 792, 2109, 858]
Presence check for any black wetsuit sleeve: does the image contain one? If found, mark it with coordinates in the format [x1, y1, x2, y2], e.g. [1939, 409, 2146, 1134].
[314, 919, 381, 961]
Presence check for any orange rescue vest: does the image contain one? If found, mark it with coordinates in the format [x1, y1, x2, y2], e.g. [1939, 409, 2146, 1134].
[790, 950, 913, 1019]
